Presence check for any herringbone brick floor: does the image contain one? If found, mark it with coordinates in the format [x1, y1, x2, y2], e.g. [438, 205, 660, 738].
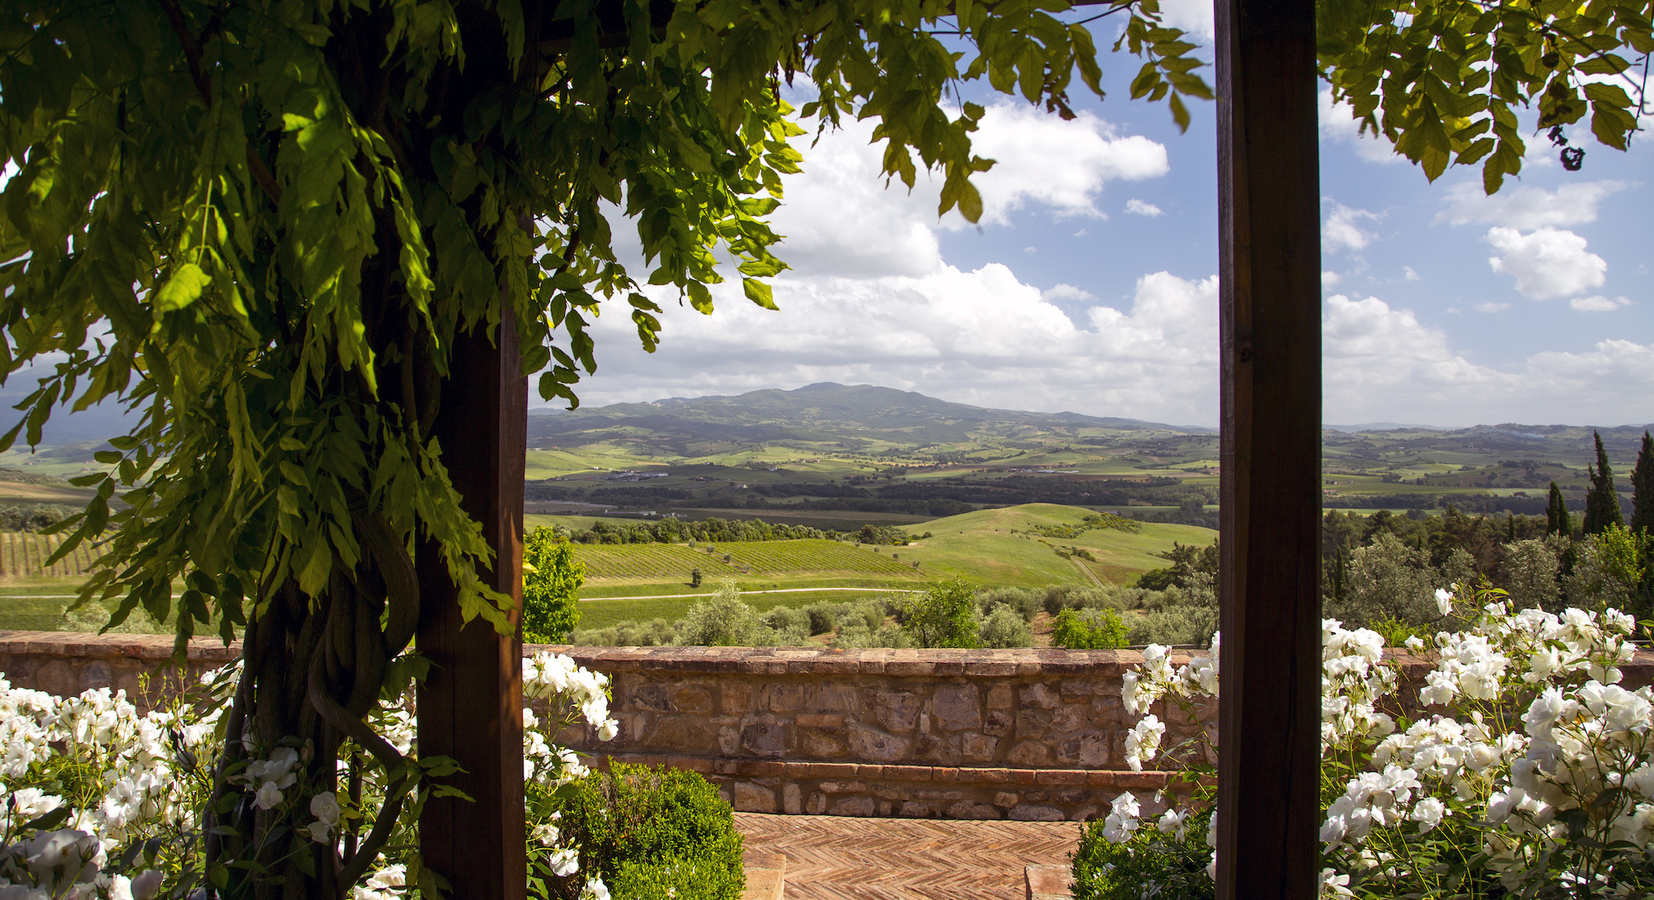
[734, 813, 1081, 900]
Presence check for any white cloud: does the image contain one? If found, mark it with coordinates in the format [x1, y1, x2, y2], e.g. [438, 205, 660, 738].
[1322, 294, 1654, 425]
[764, 104, 1167, 277]
[1042, 284, 1096, 303]
[1318, 90, 1401, 164]
[1403, 266, 1420, 282]
[968, 103, 1169, 225]
[1475, 302, 1510, 313]
[1324, 204, 1379, 253]
[1125, 199, 1164, 217]
[1438, 180, 1626, 230]
[1158, 0, 1215, 43]
[1485, 227, 1607, 300]
[1322, 271, 1342, 290]
[575, 267, 1219, 424]
[1570, 295, 1632, 312]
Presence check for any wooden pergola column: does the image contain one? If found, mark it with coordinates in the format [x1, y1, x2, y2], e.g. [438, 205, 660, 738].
[1214, 0, 1323, 898]
[415, 310, 529, 898]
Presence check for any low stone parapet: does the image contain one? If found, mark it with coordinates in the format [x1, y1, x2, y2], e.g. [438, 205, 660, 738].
[7, 632, 1650, 823]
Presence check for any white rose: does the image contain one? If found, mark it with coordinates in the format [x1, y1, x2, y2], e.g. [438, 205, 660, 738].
[310, 792, 341, 826]
[254, 781, 284, 811]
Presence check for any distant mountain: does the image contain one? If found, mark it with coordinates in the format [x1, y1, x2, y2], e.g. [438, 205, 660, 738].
[527, 382, 1205, 453]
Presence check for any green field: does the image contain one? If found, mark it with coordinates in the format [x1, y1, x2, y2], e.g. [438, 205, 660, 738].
[0, 532, 102, 579]
[892, 504, 1215, 588]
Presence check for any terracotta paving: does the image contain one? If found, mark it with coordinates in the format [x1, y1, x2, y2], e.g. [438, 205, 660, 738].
[734, 813, 1081, 900]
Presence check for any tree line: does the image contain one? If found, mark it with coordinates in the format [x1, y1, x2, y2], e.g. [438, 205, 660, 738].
[1323, 430, 1654, 633]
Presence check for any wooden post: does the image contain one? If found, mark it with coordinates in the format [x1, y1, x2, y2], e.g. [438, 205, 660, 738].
[1214, 0, 1322, 898]
[416, 310, 528, 899]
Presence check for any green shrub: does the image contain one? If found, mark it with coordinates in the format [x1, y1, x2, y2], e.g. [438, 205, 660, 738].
[1072, 803, 1213, 900]
[979, 603, 1032, 648]
[554, 764, 745, 900]
[1126, 604, 1217, 647]
[897, 578, 980, 648]
[676, 581, 761, 646]
[802, 603, 838, 635]
[977, 587, 1040, 622]
[1051, 608, 1127, 649]
[832, 621, 912, 649]
[762, 605, 810, 634]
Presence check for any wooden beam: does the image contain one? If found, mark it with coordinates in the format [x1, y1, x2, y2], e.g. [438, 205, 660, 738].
[416, 310, 529, 900]
[1214, 0, 1322, 898]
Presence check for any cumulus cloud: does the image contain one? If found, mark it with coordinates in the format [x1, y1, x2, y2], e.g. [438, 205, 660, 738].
[1322, 271, 1342, 290]
[968, 103, 1169, 224]
[1322, 294, 1654, 425]
[1324, 204, 1380, 253]
[1158, 0, 1215, 43]
[1485, 227, 1607, 300]
[1475, 302, 1510, 313]
[1319, 90, 1401, 163]
[1125, 199, 1164, 217]
[1570, 295, 1632, 312]
[573, 267, 1219, 424]
[1439, 180, 1626, 230]
[765, 104, 1167, 275]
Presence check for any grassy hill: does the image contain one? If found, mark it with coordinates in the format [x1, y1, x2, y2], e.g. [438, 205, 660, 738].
[893, 504, 1215, 588]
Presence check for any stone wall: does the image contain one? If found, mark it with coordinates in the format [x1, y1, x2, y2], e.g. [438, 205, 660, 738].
[551, 645, 1191, 822]
[6, 631, 1651, 824]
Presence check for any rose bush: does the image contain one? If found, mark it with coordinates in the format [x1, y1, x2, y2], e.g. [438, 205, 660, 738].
[1078, 586, 1654, 900]
[0, 650, 618, 899]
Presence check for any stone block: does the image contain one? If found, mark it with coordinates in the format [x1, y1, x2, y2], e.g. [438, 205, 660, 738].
[631, 683, 671, 712]
[1005, 741, 1050, 767]
[931, 684, 981, 731]
[733, 782, 776, 813]
[1016, 708, 1055, 737]
[721, 679, 758, 712]
[945, 801, 1001, 819]
[783, 783, 802, 814]
[817, 683, 857, 712]
[671, 685, 713, 715]
[899, 801, 935, 817]
[808, 791, 827, 814]
[848, 725, 912, 763]
[962, 733, 999, 762]
[1057, 734, 1109, 768]
[829, 796, 876, 816]
[1049, 705, 1087, 734]
[819, 781, 866, 794]
[797, 713, 844, 728]
[1021, 683, 1060, 709]
[1010, 805, 1065, 822]
[767, 683, 807, 712]
[740, 716, 788, 757]
[987, 684, 1014, 709]
[983, 710, 1012, 737]
[993, 791, 1018, 808]
[866, 689, 922, 733]
[802, 731, 848, 758]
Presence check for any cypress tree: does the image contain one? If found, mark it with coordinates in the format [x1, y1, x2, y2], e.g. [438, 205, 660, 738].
[1547, 481, 1573, 536]
[1632, 431, 1654, 537]
[1582, 430, 1626, 535]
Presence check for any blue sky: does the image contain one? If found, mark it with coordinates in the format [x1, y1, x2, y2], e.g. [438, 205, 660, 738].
[574, 4, 1653, 428]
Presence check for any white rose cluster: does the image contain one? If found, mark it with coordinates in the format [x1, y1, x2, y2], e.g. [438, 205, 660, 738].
[1103, 588, 1654, 898]
[0, 647, 624, 900]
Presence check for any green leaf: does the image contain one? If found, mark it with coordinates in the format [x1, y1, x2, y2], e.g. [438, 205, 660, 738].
[742, 278, 777, 310]
[154, 263, 212, 313]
